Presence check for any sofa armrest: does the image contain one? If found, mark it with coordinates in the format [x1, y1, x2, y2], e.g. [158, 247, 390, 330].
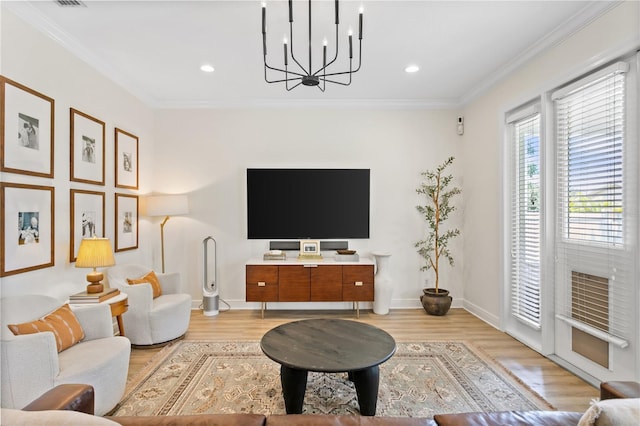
[22, 384, 95, 414]
[157, 272, 181, 294]
[71, 304, 114, 340]
[1, 333, 59, 408]
[600, 381, 640, 400]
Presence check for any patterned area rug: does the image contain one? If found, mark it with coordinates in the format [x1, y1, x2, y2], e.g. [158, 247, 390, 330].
[111, 341, 553, 418]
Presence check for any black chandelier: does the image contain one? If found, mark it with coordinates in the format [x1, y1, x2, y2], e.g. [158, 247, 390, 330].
[261, 0, 363, 91]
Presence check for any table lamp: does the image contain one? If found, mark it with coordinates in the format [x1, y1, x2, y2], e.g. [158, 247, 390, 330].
[145, 194, 189, 273]
[75, 237, 116, 293]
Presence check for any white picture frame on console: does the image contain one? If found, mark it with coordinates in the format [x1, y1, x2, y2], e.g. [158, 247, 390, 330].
[300, 239, 320, 256]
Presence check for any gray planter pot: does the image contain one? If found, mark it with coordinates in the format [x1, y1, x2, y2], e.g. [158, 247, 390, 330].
[420, 288, 452, 316]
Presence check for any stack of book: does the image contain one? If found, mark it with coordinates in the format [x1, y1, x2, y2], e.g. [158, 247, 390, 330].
[263, 252, 287, 261]
[69, 287, 120, 304]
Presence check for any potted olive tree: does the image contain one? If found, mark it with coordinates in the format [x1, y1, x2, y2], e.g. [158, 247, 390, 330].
[415, 156, 461, 315]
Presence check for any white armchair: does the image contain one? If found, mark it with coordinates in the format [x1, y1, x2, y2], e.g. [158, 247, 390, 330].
[106, 265, 192, 346]
[0, 295, 130, 416]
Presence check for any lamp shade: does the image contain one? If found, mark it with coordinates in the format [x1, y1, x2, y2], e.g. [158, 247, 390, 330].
[75, 237, 116, 268]
[145, 195, 189, 217]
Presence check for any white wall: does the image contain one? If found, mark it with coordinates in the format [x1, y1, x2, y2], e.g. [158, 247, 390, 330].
[153, 108, 464, 309]
[1, 5, 465, 310]
[4, 1, 636, 320]
[0, 8, 154, 301]
[460, 1, 640, 326]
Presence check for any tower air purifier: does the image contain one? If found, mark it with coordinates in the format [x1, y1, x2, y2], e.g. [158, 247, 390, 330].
[202, 236, 219, 316]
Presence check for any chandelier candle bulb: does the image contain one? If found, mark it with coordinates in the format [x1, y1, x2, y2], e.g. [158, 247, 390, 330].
[323, 38, 327, 66]
[283, 39, 288, 65]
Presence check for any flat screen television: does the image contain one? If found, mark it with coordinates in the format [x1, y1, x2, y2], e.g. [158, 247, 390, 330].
[247, 168, 370, 239]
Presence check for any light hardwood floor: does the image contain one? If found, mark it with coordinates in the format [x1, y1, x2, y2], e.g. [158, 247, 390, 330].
[128, 308, 599, 413]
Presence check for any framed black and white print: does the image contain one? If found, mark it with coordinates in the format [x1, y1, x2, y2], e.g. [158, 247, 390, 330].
[1, 183, 55, 277]
[115, 128, 138, 189]
[70, 108, 105, 185]
[1, 76, 55, 178]
[115, 193, 138, 252]
[70, 189, 105, 262]
[300, 239, 321, 256]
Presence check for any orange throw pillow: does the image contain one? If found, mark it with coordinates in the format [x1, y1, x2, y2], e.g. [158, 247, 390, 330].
[127, 271, 162, 298]
[8, 304, 85, 353]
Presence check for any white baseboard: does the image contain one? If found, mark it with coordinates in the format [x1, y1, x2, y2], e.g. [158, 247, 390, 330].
[191, 297, 464, 311]
[462, 299, 501, 330]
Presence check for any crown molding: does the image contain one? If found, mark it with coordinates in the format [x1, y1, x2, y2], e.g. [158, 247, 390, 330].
[2, 1, 157, 106]
[153, 98, 461, 110]
[459, 0, 622, 107]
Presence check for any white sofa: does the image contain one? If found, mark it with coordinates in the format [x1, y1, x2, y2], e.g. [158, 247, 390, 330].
[0, 295, 130, 416]
[106, 265, 192, 346]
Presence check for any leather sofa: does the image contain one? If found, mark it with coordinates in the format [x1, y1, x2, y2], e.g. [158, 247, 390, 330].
[2, 381, 638, 426]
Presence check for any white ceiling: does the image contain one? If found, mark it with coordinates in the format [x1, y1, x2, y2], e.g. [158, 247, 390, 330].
[4, 0, 616, 108]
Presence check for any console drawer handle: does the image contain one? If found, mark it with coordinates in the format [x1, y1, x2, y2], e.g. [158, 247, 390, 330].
[303, 264, 319, 268]
[258, 282, 266, 287]
[355, 281, 363, 287]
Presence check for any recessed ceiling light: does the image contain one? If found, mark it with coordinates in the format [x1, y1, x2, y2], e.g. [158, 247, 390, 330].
[404, 65, 420, 73]
[200, 64, 215, 73]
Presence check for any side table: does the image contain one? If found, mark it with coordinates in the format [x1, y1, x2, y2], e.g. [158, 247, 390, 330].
[106, 292, 128, 336]
[69, 292, 128, 337]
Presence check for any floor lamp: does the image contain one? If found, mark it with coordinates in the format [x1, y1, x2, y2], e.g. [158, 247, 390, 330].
[145, 194, 189, 273]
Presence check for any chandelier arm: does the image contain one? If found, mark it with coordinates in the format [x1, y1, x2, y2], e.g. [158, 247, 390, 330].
[320, 58, 352, 86]
[286, 81, 303, 91]
[289, 22, 309, 76]
[317, 68, 359, 78]
[319, 47, 361, 77]
[318, 77, 352, 86]
[284, 63, 305, 91]
[266, 76, 303, 84]
[312, 24, 340, 77]
[264, 61, 307, 78]
[352, 39, 363, 72]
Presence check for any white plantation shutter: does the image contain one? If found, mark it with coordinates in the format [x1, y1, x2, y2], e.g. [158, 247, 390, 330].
[508, 105, 542, 330]
[553, 61, 633, 346]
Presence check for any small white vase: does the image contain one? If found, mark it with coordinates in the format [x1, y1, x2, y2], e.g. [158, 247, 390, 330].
[372, 252, 392, 315]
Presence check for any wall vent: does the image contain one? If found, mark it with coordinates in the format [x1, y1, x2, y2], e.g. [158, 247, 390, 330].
[55, 0, 86, 7]
[571, 271, 609, 368]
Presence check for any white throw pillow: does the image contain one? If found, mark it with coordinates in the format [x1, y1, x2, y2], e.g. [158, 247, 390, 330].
[0, 408, 119, 426]
[577, 398, 640, 426]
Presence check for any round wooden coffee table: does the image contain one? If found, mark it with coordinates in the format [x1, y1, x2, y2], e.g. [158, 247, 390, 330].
[260, 318, 396, 416]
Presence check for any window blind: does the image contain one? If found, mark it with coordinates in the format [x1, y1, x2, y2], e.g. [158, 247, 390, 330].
[553, 61, 632, 343]
[553, 62, 628, 246]
[509, 109, 541, 330]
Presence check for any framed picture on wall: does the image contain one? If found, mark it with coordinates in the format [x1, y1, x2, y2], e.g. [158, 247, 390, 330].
[70, 189, 105, 262]
[70, 108, 105, 185]
[115, 193, 138, 252]
[115, 128, 139, 189]
[1, 76, 55, 178]
[1, 183, 55, 277]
